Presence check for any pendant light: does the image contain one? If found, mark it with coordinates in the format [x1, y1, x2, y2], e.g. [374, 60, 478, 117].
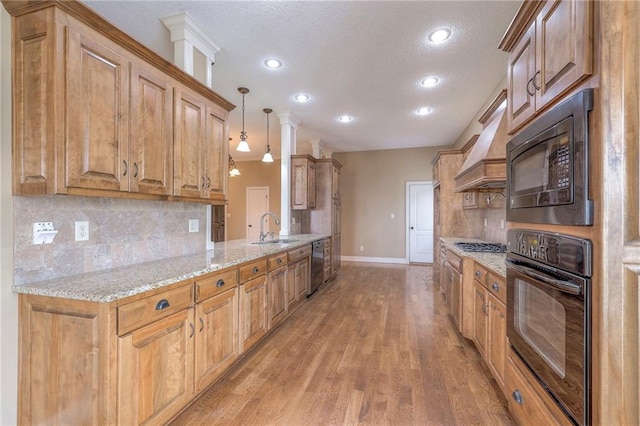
[229, 155, 240, 177]
[261, 108, 274, 163]
[236, 87, 250, 152]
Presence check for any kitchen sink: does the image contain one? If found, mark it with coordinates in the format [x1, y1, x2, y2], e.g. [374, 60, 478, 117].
[252, 239, 299, 245]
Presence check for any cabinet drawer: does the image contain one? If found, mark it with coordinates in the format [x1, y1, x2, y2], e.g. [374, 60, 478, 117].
[323, 238, 331, 248]
[288, 244, 312, 263]
[323, 255, 331, 268]
[195, 269, 238, 302]
[487, 272, 506, 304]
[507, 354, 572, 426]
[474, 263, 489, 284]
[446, 250, 463, 272]
[118, 284, 193, 335]
[239, 259, 267, 283]
[268, 252, 288, 270]
[323, 267, 332, 281]
[323, 246, 331, 257]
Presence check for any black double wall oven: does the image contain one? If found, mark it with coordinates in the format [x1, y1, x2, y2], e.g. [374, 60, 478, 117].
[505, 89, 594, 426]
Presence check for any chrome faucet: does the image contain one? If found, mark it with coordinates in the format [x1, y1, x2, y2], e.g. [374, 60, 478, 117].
[259, 212, 280, 241]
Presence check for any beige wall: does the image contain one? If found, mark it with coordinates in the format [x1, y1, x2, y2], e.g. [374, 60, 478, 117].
[1, 6, 18, 424]
[227, 160, 282, 240]
[334, 147, 441, 259]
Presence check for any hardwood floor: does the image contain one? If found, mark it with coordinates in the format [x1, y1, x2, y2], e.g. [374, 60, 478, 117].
[171, 262, 513, 425]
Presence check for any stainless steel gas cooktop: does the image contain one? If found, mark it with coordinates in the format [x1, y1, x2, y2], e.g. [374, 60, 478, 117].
[454, 242, 507, 253]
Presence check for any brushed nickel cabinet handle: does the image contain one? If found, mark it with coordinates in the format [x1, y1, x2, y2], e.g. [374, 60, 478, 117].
[133, 162, 138, 178]
[199, 317, 204, 332]
[532, 70, 541, 90]
[216, 279, 225, 287]
[123, 160, 128, 176]
[526, 78, 535, 97]
[512, 390, 523, 405]
[189, 322, 195, 338]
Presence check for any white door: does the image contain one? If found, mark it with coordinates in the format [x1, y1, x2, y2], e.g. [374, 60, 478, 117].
[407, 182, 434, 263]
[246, 186, 269, 241]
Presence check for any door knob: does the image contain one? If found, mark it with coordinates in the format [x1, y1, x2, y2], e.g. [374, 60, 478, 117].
[410, 226, 414, 230]
[248, 224, 252, 227]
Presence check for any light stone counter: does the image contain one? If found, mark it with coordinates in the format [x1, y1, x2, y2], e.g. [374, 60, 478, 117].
[440, 237, 506, 277]
[13, 234, 329, 303]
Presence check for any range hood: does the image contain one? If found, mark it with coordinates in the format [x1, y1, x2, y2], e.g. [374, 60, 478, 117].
[455, 90, 508, 192]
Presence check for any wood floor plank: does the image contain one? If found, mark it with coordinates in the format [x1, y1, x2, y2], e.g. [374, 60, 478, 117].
[170, 263, 513, 426]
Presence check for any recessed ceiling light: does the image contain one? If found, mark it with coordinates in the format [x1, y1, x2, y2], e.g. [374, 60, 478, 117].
[294, 93, 311, 103]
[416, 107, 432, 116]
[338, 115, 353, 123]
[428, 28, 451, 44]
[420, 76, 440, 88]
[264, 58, 283, 69]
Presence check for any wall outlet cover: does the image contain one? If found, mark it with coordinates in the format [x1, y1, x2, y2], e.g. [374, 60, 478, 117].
[75, 221, 89, 241]
[189, 219, 199, 233]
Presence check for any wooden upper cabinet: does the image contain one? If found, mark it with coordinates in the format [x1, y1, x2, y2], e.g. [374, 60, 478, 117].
[174, 85, 228, 201]
[129, 60, 174, 195]
[203, 103, 229, 202]
[66, 17, 130, 192]
[332, 163, 341, 199]
[502, 0, 593, 134]
[7, 1, 234, 201]
[291, 155, 316, 210]
[173, 85, 206, 199]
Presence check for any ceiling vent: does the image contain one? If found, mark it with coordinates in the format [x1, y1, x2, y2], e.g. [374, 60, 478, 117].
[454, 89, 508, 192]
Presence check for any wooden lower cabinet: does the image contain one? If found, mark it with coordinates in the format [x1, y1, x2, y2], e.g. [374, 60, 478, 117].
[487, 293, 507, 390]
[194, 288, 239, 393]
[473, 281, 488, 358]
[17, 249, 313, 424]
[118, 308, 195, 425]
[239, 275, 268, 353]
[267, 266, 288, 330]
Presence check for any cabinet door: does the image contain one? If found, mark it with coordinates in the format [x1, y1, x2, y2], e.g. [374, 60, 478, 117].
[292, 158, 309, 210]
[507, 22, 536, 133]
[296, 258, 309, 302]
[194, 288, 239, 393]
[473, 281, 488, 358]
[307, 161, 316, 208]
[535, 0, 592, 109]
[332, 164, 340, 199]
[66, 18, 129, 192]
[118, 309, 194, 425]
[174, 86, 206, 198]
[450, 266, 461, 331]
[287, 264, 298, 308]
[129, 61, 173, 195]
[488, 294, 507, 390]
[203, 103, 228, 202]
[267, 267, 287, 330]
[239, 275, 267, 353]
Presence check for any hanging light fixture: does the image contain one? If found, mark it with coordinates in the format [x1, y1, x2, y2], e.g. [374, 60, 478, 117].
[229, 155, 240, 177]
[236, 87, 250, 152]
[261, 108, 274, 163]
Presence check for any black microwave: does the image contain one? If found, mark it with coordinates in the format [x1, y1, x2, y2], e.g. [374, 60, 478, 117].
[507, 89, 594, 225]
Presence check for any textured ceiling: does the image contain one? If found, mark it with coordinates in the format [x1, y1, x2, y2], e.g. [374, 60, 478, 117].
[83, 0, 520, 161]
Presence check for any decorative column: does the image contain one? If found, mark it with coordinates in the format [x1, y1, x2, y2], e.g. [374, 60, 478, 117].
[160, 12, 220, 88]
[277, 112, 300, 237]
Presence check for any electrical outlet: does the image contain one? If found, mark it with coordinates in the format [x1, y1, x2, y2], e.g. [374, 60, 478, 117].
[360, 245, 364, 252]
[75, 221, 89, 241]
[484, 218, 488, 227]
[390, 213, 395, 219]
[189, 219, 199, 233]
[500, 219, 505, 229]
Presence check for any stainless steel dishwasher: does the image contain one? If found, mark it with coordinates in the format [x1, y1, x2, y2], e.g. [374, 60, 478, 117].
[309, 240, 324, 296]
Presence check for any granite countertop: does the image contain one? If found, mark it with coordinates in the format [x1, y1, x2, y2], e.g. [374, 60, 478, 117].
[13, 234, 329, 303]
[440, 237, 506, 277]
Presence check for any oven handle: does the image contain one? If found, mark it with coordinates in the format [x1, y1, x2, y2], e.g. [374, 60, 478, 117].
[506, 259, 582, 295]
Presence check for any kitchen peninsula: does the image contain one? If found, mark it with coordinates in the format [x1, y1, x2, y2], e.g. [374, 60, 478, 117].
[15, 235, 328, 425]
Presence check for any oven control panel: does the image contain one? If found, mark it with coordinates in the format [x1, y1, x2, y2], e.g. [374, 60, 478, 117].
[507, 229, 592, 277]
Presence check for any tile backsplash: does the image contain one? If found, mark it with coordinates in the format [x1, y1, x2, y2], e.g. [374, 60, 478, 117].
[14, 196, 206, 285]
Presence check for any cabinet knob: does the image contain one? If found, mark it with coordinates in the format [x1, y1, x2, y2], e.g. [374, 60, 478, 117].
[512, 390, 524, 405]
[216, 279, 225, 287]
[253, 267, 259, 274]
[475, 271, 481, 278]
[277, 258, 282, 264]
[492, 282, 500, 291]
[155, 299, 170, 310]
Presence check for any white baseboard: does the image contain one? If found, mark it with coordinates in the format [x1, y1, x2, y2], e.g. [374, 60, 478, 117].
[341, 256, 409, 265]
